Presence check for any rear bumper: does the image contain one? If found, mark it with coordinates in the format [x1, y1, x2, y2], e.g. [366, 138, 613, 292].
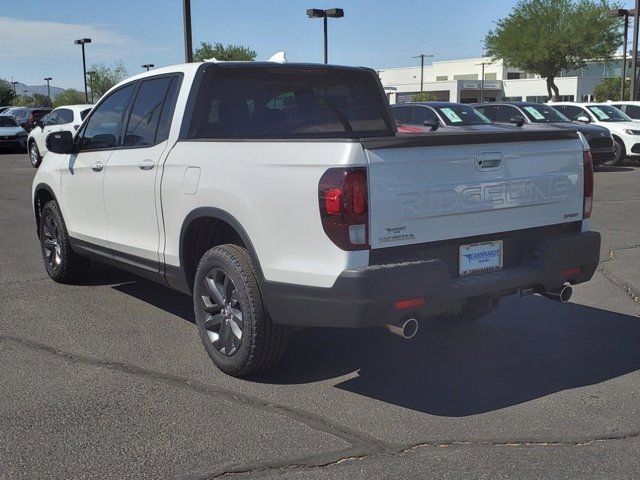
[263, 230, 601, 328]
[0, 138, 27, 150]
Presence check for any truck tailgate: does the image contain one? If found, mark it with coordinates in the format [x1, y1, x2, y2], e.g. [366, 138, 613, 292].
[363, 130, 585, 249]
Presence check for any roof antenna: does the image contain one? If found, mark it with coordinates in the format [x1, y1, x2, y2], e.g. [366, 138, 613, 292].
[268, 51, 287, 63]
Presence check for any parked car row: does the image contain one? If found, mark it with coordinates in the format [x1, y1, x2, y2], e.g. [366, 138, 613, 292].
[391, 100, 635, 166]
[0, 107, 52, 132]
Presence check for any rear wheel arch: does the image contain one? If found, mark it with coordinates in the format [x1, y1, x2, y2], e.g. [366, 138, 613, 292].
[179, 208, 265, 292]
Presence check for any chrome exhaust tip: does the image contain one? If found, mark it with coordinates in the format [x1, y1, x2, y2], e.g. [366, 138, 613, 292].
[541, 284, 573, 303]
[385, 318, 419, 339]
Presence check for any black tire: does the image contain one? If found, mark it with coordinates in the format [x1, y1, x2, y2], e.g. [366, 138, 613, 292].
[193, 244, 287, 377]
[38, 201, 90, 283]
[29, 141, 42, 168]
[606, 137, 626, 166]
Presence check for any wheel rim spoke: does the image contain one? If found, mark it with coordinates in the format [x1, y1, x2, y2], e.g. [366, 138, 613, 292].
[200, 267, 243, 357]
[204, 313, 224, 329]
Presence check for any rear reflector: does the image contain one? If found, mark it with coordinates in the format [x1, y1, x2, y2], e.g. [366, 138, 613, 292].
[394, 297, 425, 310]
[583, 150, 593, 218]
[561, 267, 581, 278]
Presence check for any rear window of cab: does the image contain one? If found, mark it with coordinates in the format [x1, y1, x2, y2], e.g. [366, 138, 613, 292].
[186, 65, 393, 139]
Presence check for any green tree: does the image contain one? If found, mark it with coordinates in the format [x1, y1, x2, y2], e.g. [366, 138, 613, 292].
[13, 95, 35, 107]
[412, 92, 439, 102]
[0, 79, 16, 105]
[593, 77, 630, 101]
[53, 89, 86, 107]
[193, 42, 257, 62]
[87, 60, 128, 99]
[32, 93, 50, 107]
[485, 0, 621, 101]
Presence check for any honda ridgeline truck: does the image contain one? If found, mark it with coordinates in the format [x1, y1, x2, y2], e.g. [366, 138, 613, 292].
[33, 61, 600, 377]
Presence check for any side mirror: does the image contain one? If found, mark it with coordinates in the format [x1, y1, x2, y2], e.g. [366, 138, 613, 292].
[423, 119, 439, 131]
[509, 115, 525, 127]
[576, 115, 591, 123]
[46, 131, 75, 154]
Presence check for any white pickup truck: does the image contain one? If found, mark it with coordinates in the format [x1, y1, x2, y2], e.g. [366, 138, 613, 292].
[33, 61, 600, 377]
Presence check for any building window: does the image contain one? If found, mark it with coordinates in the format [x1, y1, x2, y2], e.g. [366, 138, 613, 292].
[454, 74, 479, 80]
[483, 97, 497, 102]
[502, 96, 523, 101]
[507, 72, 523, 79]
[484, 73, 498, 80]
[436, 75, 448, 81]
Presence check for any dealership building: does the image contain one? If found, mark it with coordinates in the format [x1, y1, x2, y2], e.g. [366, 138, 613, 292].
[378, 56, 626, 104]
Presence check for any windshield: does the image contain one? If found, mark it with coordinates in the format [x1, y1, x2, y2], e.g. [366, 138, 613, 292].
[188, 66, 393, 139]
[432, 104, 491, 126]
[521, 104, 570, 123]
[587, 105, 632, 122]
[0, 116, 18, 127]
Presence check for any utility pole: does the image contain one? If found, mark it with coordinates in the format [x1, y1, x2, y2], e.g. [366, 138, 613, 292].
[610, 8, 633, 100]
[183, 0, 193, 62]
[476, 60, 493, 103]
[44, 77, 52, 107]
[412, 53, 434, 93]
[631, 0, 640, 100]
[307, 8, 344, 64]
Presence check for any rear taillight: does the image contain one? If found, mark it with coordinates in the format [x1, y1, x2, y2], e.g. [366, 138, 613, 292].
[319, 167, 369, 250]
[583, 150, 593, 218]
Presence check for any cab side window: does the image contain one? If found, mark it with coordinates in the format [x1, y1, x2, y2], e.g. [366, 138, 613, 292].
[124, 77, 174, 147]
[392, 106, 412, 124]
[476, 105, 498, 121]
[412, 107, 439, 125]
[495, 105, 520, 123]
[80, 83, 135, 151]
[44, 111, 59, 126]
[57, 109, 74, 124]
[555, 105, 589, 121]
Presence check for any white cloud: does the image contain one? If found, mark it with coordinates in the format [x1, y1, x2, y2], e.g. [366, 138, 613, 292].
[0, 16, 136, 60]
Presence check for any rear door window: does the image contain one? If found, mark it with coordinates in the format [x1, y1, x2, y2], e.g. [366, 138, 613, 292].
[187, 66, 392, 139]
[57, 109, 74, 124]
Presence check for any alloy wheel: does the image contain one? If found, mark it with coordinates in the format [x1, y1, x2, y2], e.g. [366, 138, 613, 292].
[30, 144, 39, 166]
[41, 213, 62, 271]
[200, 267, 244, 356]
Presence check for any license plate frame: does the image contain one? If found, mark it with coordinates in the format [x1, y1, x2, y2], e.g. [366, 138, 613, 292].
[459, 240, 503, 276]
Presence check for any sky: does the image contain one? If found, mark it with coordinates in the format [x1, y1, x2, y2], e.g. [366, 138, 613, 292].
[1, 0, 636, 90]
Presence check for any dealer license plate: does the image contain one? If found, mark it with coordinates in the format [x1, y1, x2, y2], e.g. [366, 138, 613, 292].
[459, 240, 503, 276]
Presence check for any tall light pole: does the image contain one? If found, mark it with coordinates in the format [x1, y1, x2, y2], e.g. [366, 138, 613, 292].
[11, 81, 17, 96]
[306, 8, 344, 64]
[74, 38, 92, 102]
[142, 64, 155, 71]
[183, 0, 193, 62]
[412, 53, 434, 92]
[476, 60, 493, 103]
[44, 77, 52, 107]
[610, 8, 632, 100]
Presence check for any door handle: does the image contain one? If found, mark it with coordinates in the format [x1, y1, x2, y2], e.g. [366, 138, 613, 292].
[92, 162, 104, 172]
[138, 159, 155, 171]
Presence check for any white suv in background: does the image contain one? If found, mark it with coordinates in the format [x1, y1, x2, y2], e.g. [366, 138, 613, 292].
[607, 101, 640, 121]
[551, 102, 640, 165]
[28, 104, 93, 168]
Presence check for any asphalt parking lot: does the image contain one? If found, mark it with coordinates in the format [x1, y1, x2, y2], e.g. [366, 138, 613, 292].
[1, 151, 640, 479]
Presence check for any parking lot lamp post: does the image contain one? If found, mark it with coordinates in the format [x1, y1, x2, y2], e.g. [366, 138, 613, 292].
[44, 77, 52, 107]
[476, 61, 492, 103]
[610, 9, 631, 100]
[306, 8, 344, 64]
[183, 0, 193, 62]
[142, 64, 154, 71]
[412, 53, 434, 93]
[74, 38, 92, 102]
[11, 81, 17, 96]
[631, 0, 640, 100]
